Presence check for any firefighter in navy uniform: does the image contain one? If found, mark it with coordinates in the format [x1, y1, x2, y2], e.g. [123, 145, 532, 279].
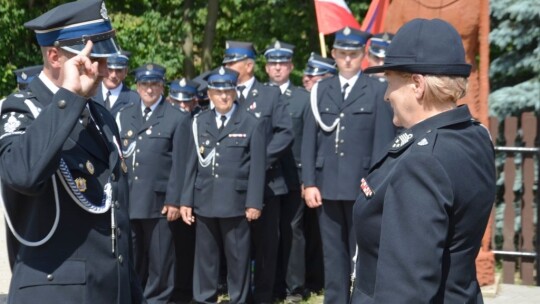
[223, 41, 294, 304]
[94, 52, 139, 116]
[263, 40, 310, 302]
[168, 78, 200, 115]
[13, 65, 42, 91]
[166, 78, 199, 303]
[365, 32, 394, 82]
[116, 64, 192, 303]
[352, 19, 496, 304]
[301, 27, 396, 304]
[0, 0, 144, 303]
[180, 67, 266, 304]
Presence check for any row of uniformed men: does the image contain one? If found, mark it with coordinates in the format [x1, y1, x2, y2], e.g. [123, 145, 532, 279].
[9, 17, 395, 304]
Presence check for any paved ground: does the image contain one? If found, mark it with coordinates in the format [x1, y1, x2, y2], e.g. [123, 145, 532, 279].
[0, 207, 539, 303]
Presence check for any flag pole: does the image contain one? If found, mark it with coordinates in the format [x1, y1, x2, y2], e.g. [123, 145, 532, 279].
[319, 32, 327, 57]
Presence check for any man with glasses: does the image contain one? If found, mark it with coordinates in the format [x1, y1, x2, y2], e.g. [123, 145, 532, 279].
[301, 26, 396, 303]
[116, 63, 192, 303]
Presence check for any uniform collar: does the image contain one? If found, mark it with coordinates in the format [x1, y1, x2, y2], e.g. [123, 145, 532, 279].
[38, 71, 60, 94]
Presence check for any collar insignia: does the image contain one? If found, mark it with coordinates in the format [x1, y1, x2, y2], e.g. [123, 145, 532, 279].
[392, 132, 413, 149]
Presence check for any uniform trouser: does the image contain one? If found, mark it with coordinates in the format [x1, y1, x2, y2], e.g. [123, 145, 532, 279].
[6, 222, 18, 270]
[131, 218, 175, 304]
[170, 219, 196, 303]
[304, 206, 324, 292]
[275, 190, 305, 295]
[250, 195, 281, 303]
[318, 200, 355, 304]
[193, 215, 251, 304]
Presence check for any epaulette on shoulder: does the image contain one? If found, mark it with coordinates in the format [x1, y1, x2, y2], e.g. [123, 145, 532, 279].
[118, 101, 136, 113]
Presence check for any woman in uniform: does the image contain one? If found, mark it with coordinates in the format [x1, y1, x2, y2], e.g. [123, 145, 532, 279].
[352, 18, 496, 303]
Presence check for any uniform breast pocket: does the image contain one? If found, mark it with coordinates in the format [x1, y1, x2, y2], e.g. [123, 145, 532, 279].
[351, 105, 375, 129]
[319, 107, 339, 125]
[224, 138, 249, 160]
[147, 132, 172, 152]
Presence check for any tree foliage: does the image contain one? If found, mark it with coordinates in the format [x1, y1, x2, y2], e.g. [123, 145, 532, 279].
[0, 0, 370, 96]
[488, 0, 540, 119]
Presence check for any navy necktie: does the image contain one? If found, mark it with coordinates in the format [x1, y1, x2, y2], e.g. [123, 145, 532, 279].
[219, 115, 227, 132]
[143, 107, 151, 122]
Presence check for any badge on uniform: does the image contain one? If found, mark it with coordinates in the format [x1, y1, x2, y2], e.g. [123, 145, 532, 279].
[86, 160, 94, 175]
[251, 89, 258, 97]
[360, 178, 373, 198]
[229, 133, 247, 138]
[417, 138, 429, 146]
[285, 89, 291, 96]
[249, 102, 257, 111]
[199, 145, 205, 155]
[391, 132, 413, 149]
[75, 177, 87, 192]
[254, 112, 261, 118]
[121, 159, 128, 174]
[3, 112, 21, 133]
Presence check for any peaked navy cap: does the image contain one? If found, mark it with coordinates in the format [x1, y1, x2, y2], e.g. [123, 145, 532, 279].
[13, 65, 43, 85]
[134, 63, 166, 82]
[204, 67, 239, 90]
[107, 54, 129, 69]
[364, 19, 471, 77]
[264, 41, 295, 63]
[304, 53, 337, 76]
[223, 41, 256, 64]
[193, 71, 211, 101]
[169, 78, 199, 102]
[24, 0, 121, 58]
[333, 27, 371, 50]
[368, 32, 394, 58]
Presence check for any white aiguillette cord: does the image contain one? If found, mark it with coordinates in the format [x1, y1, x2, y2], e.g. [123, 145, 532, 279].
[310, 81, 341, 153]
[192, 117, 216, 168]
[0, 98, 112, 247]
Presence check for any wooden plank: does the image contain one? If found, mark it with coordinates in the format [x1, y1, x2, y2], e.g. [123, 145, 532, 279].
[502, 117, 517, 284]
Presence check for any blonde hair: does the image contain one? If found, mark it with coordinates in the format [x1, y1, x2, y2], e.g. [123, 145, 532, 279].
[394, 72, 468, 104]
[423, 75, 468, 104]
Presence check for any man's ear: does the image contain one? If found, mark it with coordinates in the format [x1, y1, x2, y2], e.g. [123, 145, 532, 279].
[46, 47, 64, 69]
[331, 48, 337, 59]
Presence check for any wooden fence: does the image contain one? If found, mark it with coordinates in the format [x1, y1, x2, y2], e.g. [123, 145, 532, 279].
[488, 112, 539, 285]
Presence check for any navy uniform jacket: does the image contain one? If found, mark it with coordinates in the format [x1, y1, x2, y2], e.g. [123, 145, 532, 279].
[95, 83, 139, 116]
[301, 74, 395, 201]
[116, 99, 191, 219]
[279, 84, 310, 191]
[181, 106, 266, 217]
[0, 78, 143, 303]
[352, 105, 496, 303]
[240, 80, 293, 197]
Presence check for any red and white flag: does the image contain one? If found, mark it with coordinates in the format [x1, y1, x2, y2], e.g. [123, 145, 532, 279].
[360, 0, 389, 34]
[314, 0, 361, 35]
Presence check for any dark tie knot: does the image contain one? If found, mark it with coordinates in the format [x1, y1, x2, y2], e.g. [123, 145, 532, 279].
[143, 107, 152, 121]
[219, 115, 227, 132]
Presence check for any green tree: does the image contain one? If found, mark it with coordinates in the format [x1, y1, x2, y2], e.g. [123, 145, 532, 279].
[488, 0, 540, 119]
